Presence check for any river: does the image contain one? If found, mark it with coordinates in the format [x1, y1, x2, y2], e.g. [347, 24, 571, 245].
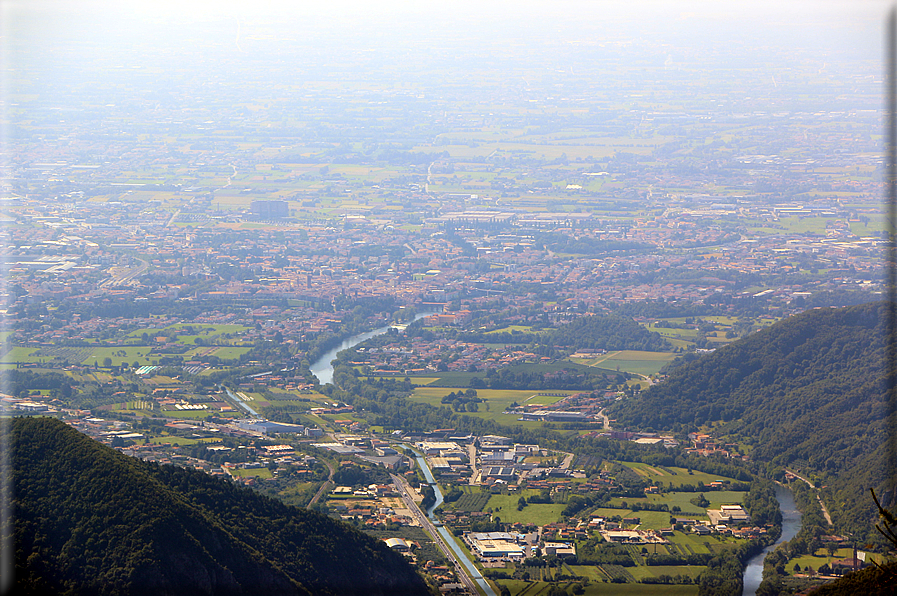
[742, 485, 802, 595]
[308, 309, 440, 385]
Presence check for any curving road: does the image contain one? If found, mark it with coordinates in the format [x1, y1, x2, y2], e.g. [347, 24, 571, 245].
[785, 468, 833, 525]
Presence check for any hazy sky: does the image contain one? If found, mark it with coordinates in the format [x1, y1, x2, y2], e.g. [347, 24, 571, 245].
[1, 1, 891, 117]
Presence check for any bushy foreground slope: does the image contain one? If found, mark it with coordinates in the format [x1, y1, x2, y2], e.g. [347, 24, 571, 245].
[8, 417, 429, 596]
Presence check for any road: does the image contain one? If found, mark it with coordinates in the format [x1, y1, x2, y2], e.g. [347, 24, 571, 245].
[467, 444, 478, 485]
[308, 459, 335, 507]
[560, 451, 574, 469]
[785, 468, 833, 525]
[597, 408, 611, 430]
[390, 474, 479, 595]
[100, 258, 149, 288]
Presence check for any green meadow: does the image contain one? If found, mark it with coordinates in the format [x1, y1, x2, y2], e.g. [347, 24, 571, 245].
[410, 386, 578, 427]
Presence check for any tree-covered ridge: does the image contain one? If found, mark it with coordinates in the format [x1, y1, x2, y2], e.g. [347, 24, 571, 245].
[610, 302, 889, 540]
[9, 417, 429, 596]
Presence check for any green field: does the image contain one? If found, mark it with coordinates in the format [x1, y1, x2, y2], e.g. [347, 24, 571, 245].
[410, 387, 578, 427]
[230, 467, 273, 479]
[628, 564, 705, 581]
[0, 346, 40, 362]
[484, 493, 566, 526]
[496, 579, 698, 596]
[81, 346, 154, 366]
[128, 324, 250, 343]
[485, 325, 534, 334]
[187, 346, 251, 359]
[149, 435, 220, 446]
[577, 350, 678, 376]
[620, 463, 738, 488]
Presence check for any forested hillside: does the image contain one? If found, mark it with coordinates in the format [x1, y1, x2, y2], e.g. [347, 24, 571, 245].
[610, 303, 890, 540]
[8, 417, 429, 596]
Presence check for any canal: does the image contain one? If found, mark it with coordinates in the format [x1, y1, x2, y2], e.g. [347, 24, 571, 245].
[223, 385, 259, 417]
[412, 451, 497, 596]
[742, 485, 802, 595]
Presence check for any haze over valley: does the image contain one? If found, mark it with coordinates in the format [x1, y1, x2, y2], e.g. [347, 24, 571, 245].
[3, 2, 896, 595]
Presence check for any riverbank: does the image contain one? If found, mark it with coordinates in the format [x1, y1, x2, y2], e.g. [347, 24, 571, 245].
[743, 485, 802, 595]
[309, 309, 439, 385]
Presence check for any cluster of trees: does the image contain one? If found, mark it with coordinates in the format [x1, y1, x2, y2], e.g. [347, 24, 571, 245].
[468, 365, 627, 391]
[459, 312, 671, 354]
[536, 232, 652, 256]
[440, 389, 482, 412]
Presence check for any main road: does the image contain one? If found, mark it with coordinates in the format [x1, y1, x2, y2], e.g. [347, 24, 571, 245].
[390, 474, 480, 595]
[785, 468, 833, 525]
[308, 459, 335, 507]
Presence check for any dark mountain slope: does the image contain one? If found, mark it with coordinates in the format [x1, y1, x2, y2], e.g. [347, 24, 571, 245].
[8, 417, 429, 596]
[610, 303, 890, 538]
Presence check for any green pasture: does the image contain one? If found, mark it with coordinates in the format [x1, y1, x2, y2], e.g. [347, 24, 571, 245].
[628, 565, 705, 581]
[524, 393, 570, 406]
[81, 347, 153, 366]
[128, 324, 249, 341]
[585, 350, 677, 376]
[1, 347, 40, 362]
[850, 216, 887, 236]
[647, 491, 747, 515]
[149, 435, 217, 446]
[622, 510, 673, 530]
[185, 346, 251, 359]
[484, 493, 566, 525]
[410, 386, 577, 427]
[776, 216, 831, 235]
[497, 579, 698, 596]
[485, 325, 534, 334]
[786, 547, 883, 573]
[230, 467, 273, 479]
[646, 324, 699, 339]
[620, 463, 738, 488]
[158, 408, 215, 420]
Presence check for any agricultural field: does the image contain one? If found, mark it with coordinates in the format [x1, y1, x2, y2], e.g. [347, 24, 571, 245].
[127, 324, 250, 343]
[483, 492, 567, 526]
[229, 467, 273, 479]
[484, 325, 534, 335]
[188, 346, 252, 360]
[410, 386, 578, 427]
[788, 546, 886, 568]
[81, 347, 154, 366]
[495, 578, 698, 596]
[149, 435, 221, 446]
[571, 350, 677, 377]
[449, 490, 492, 512]
[619, 462, 739, 488]
[1, 346, 60, 363]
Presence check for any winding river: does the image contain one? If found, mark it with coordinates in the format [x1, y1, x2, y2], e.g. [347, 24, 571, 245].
[309, 309, 440, 385]
[742, 485, 802, 595]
